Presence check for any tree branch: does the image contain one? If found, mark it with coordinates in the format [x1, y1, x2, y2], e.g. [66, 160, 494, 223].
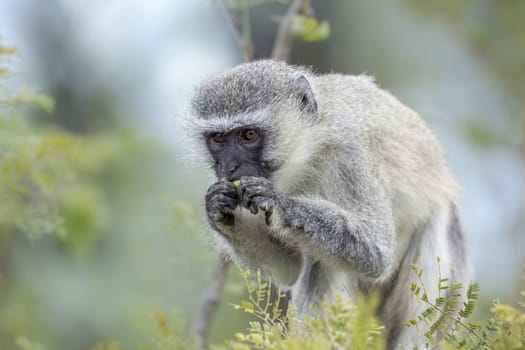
[240, 4, 254, 62]
[271, 0, 309, 61]
[217, 1, 243, 43]
[190, 254, 230, 347]
[217, 0, 254, 62]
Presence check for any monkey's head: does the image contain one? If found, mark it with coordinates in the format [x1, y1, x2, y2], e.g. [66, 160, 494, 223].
[189, 60, 319, 184]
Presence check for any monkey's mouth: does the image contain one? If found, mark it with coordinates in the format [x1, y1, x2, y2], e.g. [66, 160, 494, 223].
[219, 164, 273, 182]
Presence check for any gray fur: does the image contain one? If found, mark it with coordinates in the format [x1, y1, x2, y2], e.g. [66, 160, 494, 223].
[192, 60, 311, 118]
[188, 60, 470, 349]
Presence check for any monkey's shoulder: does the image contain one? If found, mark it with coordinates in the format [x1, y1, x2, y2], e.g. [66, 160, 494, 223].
[311, 73, 430, 133]
[311, 71, 377, 90]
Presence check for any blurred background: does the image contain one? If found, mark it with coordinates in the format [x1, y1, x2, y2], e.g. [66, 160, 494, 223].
[0, 0, 524, 349]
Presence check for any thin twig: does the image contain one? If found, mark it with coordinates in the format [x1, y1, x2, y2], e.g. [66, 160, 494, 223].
[271, 0, 308, 61]
[190, 254, 231, 347]
[240, 4, 254, 61]
[413, 269, 486, 345]
[217, 0, 254, 62]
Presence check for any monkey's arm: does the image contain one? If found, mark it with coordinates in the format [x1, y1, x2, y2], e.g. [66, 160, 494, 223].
[238, 177, 395, 279]
[206, 179, 303, 286]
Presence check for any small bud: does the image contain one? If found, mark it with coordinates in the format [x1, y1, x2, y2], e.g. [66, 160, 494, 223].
[232, 180, 241, 188]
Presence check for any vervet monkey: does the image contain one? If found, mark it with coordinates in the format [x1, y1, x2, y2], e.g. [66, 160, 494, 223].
[187, 60, 470, 349]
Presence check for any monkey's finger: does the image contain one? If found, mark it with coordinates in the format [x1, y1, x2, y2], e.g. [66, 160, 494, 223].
[247, 195, 273, 212]
[249, 203, 258, 215]
[238, 188, 252, 207]
[212, 187, 239, 199]
[241, 197, 259, 215]
[240, 186, 272, 206]
[238, 185, 253, 202]
[208, 181, 237, 193]
[208, 198, 238, 215]
[265, 209, 273, 226]
[210, 193, 238, 206]
[257, 198, 275, 212]
[240, 190, 264, 206]
[248, 196, 275, 215]
[209, 185, 238, 199]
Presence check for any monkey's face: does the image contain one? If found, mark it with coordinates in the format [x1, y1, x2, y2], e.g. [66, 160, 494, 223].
[205, 125, 275, 181]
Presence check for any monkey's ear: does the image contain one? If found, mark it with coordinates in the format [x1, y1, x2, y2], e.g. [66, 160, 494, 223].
[292, 75, 318, 116]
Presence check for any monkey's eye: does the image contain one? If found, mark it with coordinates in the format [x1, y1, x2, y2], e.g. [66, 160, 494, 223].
[241, 128, 258, 142]
[212, 133, 226, 143]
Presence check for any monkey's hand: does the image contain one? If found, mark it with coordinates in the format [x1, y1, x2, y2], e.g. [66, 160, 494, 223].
[205, 179, 239, 226]
[237, 176, 277, 225]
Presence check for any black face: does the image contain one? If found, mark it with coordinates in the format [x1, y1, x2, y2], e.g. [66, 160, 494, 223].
[206, 126, 272, 181]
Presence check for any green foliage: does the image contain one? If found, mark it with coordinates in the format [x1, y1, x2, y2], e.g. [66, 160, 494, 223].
[217, 1, 331, 43]
[3, 87, 55, 113]
[213, 264, 525, 350]
[7, 262, 525, 350]
[225, 269, 385, 350]
[116, 264, 525, 350]
[221, 0, 276, 9]
[16, 337, 48, 350]
[1, 120, 89, 238]
[489, 302, 525, 350]
[0, 113, 150, 252]
[0, 37, 210, 350]
[59, 184, 109, 254]
[137, 310, 200, 350]
[0, 39, 153, 252]
[291, 15, 330, 43]
[0, 40, 18, 81]
[89, 342, 121, 350]
[1, 39, 86, 242]
[406, 261, 485, 348]
[405, 259, 525, 349]
[0, 40, 54, 112]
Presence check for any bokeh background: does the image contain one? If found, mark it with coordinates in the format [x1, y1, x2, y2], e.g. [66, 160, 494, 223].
[0, 1, 524, 349]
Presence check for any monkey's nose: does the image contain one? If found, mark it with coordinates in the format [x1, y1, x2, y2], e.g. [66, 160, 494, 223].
[227, 168, 240, 181]
[221, 163, 240, 181]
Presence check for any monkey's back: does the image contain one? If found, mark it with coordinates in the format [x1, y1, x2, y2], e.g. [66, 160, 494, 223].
[311, 73, 459, 223]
